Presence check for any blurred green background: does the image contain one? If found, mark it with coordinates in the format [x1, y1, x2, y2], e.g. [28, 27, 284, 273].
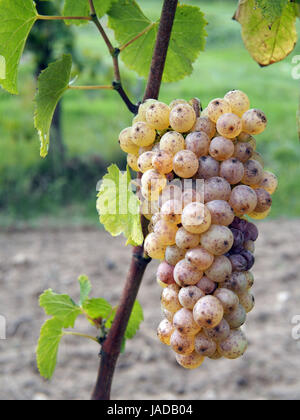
[0, 0, 299, 227]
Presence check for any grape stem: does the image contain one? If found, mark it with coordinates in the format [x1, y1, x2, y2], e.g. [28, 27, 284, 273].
[87, 0, 139, 114]
[91, 0, 178, 401]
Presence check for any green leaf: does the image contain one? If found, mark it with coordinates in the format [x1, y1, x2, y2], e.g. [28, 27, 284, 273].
[34, 54, 72, 158]
[78, 275, 92, 306]
[234, 0, 298, 66]
[255, 0, 289, 22]
[63, 0, 117, 25]
[96, 164, 143, 246]
[0, 0, 37, 94]
[40, 289, 81, 328]
[83, 298, 112, 320]
[108, 1, 207, 83]
[36, 318, 64, 380]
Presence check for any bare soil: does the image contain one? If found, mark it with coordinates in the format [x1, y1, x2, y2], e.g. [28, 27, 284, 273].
[0, 220, 300, 400]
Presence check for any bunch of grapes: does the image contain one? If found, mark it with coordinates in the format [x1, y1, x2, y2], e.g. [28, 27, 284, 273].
[118, 91, 278, 369]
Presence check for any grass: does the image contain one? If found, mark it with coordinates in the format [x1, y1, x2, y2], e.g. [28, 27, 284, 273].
[0, 0, 299, 225]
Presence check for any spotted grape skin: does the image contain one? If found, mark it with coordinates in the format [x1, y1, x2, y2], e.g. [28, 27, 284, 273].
[242, 108, 267, 135]
[175, 351, 205, 369]
[239, 291, 255, 313]
[185, 131, 210, 158]
[253, 188, 272, 213]
[146, 101, 170, 130]
[174, 259, 203, 287]
[170, 330, 195, 355]
[224, 90, 250, 117]
[192, 116, 216, 139]
[207, 98, 232, 123]
[218, 328, 248, 359]
[194, 332, 217, 357]
[216, 113, 242, 139]
[233, 142, 254, 163]
[193, 295, 224, 329]
[157, 319, 174, 346]
[131, 122, 156, 147]
[197, 156, 220, 180]
[242, 159, 264, 186]
[205, 255, 232, 283]
[152, 151, 173, 174]
[224, 304, 246, 329]
[161, 284, 181, 313]
[196, 276, 217, 295]
[169, 104, 196, 133]
[206, 200, 235, 226]
[185, 246, 214, 271]
[200, 225, 234, 256]
[204, 318, 230, 343]
[127, 154, 139, 172]
[178, 286, 205, 310]
[173, 308, 201, 336]
[182, 202, 212, 234]
[173, 150, 199, 178]
[157, 261, 175, 286]
[160, 131, 185, 156]
[165, 245, 186, 266]
[161, 199, 182, 225]
[209, 136, 234, 161]
[144, 233, 166, 259]
[219, 158, 245, 185]
[119, 127, 139, 154]
[229, 185, 258, 215]
[176, 227, 200, 250]
[222, 271, 248, 295]
[138, 151, 155, 173]
[204, 177, 232, 202]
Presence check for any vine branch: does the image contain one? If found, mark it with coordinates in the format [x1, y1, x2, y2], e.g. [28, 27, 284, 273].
[91, 0, 178, 401]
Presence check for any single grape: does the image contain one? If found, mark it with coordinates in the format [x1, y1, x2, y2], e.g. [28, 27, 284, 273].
[209, 136, 234, 161]
[178, 286, 205, 310]
[239, 291, 255, 313]
[165, 245, 186, 266]
[244, 240, 255, 253]
[230, 228, 245, 249]
[127, 153, 139, 172]
[204, 318, 230, 343]
[219, 158, 245, 185]
[256, 171, 278, 195]
[144, 233, 166, 260]
[161, 199, 182, 224]
[242, 108, 267, 135]
[239, 250, 255, 270]
[192, 116, 216, 139]
[173, 308, 201, 335]
[138, 99, 158, 121]
[197, 156, 220, 180]
[185, 246, 214, 271]
[169, 104, 196, 133]
[224, 90, 250, 117]
[175, 351, 205, 369]
[216, 113, 242, 139]
[160, 131, 185, 156]
[233, 142, 254, 163]
[119, 127, 139, 155]
[154, 220, 178, 246]
[213, 288, 239, 314]
[207, 98, 232, 123]
[242, 159, 264, 186]
[243, 222, 259, 241]
[169, 99, 188, 109]
[205, 255, 232, 283]
[146, 101, 170, 130]
[229, 216, 248, 232]
[228, 254, 248, 272]
[193, 295, 224, 329]
[194, 332, 217, 357]
[157, 261, 175, 286]
[138, 151, 155, 173]
[185, 131, 210, 158]
[157, 319, 174, 346]
[173, 150, 199, 178]
[161, 284, 181, 313]
[141, 169, 167, 196]
[170, 330, 195, 355]
[206, 200, 235, 226]
[222, 272, 248, 295]
[182, 202, 212, 234]
[253, 188, 272, 213]
[196, 276, 217, 295]
[175, 227, 200, 250]
[245, 271, 254, 289]
[204, 177, 231, 202]
[174, 259, 203, 287]
[200, 225, 234, 256]
[218, 328, 248, 359]
[131, 122, 156, 147]
[152, 150, 173, 175]
[229, 185, 258, 215]
[224, 304, 246, 329]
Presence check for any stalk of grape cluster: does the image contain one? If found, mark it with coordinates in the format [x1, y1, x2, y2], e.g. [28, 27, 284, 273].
[117, 90, 277, 369]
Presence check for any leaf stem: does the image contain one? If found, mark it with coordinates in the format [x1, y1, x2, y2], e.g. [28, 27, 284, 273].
[68, 85, 114, 91]
[119, 23, 156, 52]
[63, 331, 99, 343]
[37, 15, 92, 21]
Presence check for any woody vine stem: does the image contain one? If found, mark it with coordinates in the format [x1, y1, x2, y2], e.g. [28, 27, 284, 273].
[90, 0, 179, 401]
